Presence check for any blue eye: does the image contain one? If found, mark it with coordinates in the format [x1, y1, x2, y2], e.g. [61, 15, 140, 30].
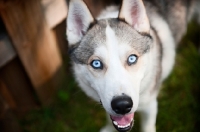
[127, 54, 137, 65]
[90, 60, 103, 69]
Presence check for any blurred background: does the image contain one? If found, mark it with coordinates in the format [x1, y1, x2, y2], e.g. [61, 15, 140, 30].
[0, 0, 200, 132]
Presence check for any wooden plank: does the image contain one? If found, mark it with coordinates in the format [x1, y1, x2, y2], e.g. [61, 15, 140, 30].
[83, 0, 119, 17]
[0, 18, 16, 67]
[0, 34, 16, 68]
[0, 79, 16, 109]
[0, 58, 39, 111]
[0, 0, 62, 104]
[84, 0, 105, 17]
[0, 96, 22, 132]
[41, 0, 68, 28]
[53, 20, 68, 55]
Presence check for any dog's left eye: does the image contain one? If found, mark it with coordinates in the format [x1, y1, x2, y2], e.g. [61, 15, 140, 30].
[127, 54, 138, 65]
[90, 60, 103, 69]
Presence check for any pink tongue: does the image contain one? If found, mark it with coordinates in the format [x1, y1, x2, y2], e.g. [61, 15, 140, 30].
[111, 113, 134, 126]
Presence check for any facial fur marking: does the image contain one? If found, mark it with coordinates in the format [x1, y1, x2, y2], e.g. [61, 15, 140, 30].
[106, 24, 117, 45]
[107, 19, 152, 55]
[105, 23, 119, 57]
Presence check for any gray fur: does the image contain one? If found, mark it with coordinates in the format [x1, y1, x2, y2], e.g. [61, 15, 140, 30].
[70, 21, 106, 64]
[70, 18, 153, 64]
[144, 0, 198, 44]
[70, 0, 200, 65]
[108, 19, 153, 54]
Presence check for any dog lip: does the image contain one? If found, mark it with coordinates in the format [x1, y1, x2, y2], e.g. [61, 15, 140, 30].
[110, 113, 134, 132]
[112, 119, 133, 132]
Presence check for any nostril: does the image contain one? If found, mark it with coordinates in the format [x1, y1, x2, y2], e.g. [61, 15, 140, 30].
[111, 95, 133, 115]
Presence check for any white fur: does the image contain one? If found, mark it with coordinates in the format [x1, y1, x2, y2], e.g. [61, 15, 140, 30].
[67, 0, 94, 45]
[97, 6, 119, 20]
[73, 64, 100, 101]
[149, 13, 175, 81]
[139, 99, 157, 132]
[119, 0, 150, 33]
[136, 34, 160, 132]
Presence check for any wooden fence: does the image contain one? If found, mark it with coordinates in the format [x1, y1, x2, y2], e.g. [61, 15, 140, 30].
[0, 0, 68, 131]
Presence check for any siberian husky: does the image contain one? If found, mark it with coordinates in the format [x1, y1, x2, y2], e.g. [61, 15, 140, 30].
[66, 0, 200, 132]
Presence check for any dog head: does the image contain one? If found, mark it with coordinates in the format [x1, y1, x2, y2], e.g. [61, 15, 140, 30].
[66, 0, 152, 131]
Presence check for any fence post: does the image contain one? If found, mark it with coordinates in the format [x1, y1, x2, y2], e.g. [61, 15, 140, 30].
[0, 0, 62, 105]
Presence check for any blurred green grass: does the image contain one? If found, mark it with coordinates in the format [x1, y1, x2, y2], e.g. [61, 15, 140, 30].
[20, 21, 200, 132]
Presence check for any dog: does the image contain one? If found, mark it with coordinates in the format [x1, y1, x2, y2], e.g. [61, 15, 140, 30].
[66, 0, 200, 131]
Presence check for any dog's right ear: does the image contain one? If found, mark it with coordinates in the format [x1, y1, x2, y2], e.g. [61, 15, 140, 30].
[66, 0, 94, 45]
[119, 0, 150, 34]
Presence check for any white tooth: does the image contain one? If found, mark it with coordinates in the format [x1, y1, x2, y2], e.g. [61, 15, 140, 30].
[118, 123, 131, 129]
[113, 121, 118, 126]
[131, 118, 133, 122]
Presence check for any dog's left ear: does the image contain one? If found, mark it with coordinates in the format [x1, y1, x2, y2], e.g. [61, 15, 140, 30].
[66, 0, 94, 45]
[119, 0, 150, 34]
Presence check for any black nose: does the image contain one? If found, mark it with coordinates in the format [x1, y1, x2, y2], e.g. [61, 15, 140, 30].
[111, 95, 133, 115]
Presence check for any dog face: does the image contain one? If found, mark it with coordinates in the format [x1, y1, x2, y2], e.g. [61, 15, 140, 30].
[71, 19, 152, 111]
[67, 0, 152, 131]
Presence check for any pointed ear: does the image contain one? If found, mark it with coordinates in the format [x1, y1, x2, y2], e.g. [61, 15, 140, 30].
[66, 0, 94, 45]
[119, 0, 150, 34]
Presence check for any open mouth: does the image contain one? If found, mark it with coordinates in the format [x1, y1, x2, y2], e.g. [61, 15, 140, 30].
[110, 113, 134, 132]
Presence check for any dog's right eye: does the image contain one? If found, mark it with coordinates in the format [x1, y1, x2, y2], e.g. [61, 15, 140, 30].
[127, 54, 138, 65]
[90, 60, 103, 69]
